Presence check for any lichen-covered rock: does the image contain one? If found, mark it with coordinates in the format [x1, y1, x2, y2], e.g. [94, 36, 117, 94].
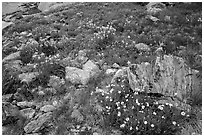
[18, 72, 39, 84]
[24, 112, 52, 133]
[48, 75, 65, 91]
[2, 94, 13, 102]
[66, 67, 90, 85]
[135, 43, 150, 52]
[83, 60, 100, 77]
[20, 108, 35, 119]
[111, 55, 201, 110]
[2, 102, 20, 117]
[66, 60, 100, 85]
[146, 2, 166, 15]
[71, 109, 84, 122]
[17, 101, 36, 109]
[2, 51, 21, 63]
[40, 105, 56, 112]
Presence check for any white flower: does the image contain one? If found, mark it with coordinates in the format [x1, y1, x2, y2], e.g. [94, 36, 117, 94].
[136, 127, 139, 130]
[144, 121, 148, 124]
[117, 107, 121, 110]
[172, 121, 176, 125]
[120, 124, 125, 128]
[121, 102, 124, 105]
[181, 111, 186, 116]
[130, 126, 133, 130]
[158, 105, 163, 110]
[153, 112, 157, 115]
[146, 102, 149, 107]
[161, 116, 165, 119]
[105, 96, 109, 99]
[136, 99, 139, 104]
[169, 103, 173, 107]
[126, 99, 129, 102]
[125, 117, 130, 121]
[151, 124, 154, 127]
[141, 105, 145, 109]
[118, 112, 121, 117]
[110, 98, 113, 102]
[118, 90, 121, 93]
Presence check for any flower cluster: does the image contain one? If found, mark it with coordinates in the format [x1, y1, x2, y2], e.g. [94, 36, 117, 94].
[96, 75, 189, 135]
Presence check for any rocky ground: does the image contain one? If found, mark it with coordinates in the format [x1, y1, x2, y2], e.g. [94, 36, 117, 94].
[2, 2, 202, 135]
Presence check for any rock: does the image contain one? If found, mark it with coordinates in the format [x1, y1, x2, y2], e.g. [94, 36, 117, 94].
[20, 108, 35, 119]
[135, 43, 150, 52]
[17, 101, 36, 108]
[146, 2, 165, 15]
[48, 75, 65, 91]
[24, 112, 52, 133]
[38, 2, 72, 12]
[2, 51, 21, 63]
[105, 69, 117, 76]
[40, 105, 56, 112]
[2, 21, 14, 30]
[2, 2, 21, 15]
[2, 94, 13, 102]
[66, 67, 90, 85]
[71, 109, 84, 122]
[147, 15, 160, 22]
[4, 60, 22, 74]
[66, 60, 100, 85]
[112, 63, 120, 69]
[18, 72, 39, 84]
[2, 102, 20, 117]
[76, 50, 88, 65]
[83, 60, 101, 77]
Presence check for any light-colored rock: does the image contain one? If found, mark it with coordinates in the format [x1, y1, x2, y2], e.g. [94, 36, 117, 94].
[2, 102, 20, 117]
[112, 63, 120, 69]
[83, 60, 101, 77]
[40, 105, 56, 112]
[2, 21, 14, 30]
[2, 94, 13, 102]
[17, 101, 36, 108]
[38, 2, 72, 12]
[71, 109, 84, 122]
[66, 60, 100, 85]
[105, 69, 117, 75]
[24, 112, 52, 133]
[135, 43, 150, 52]
[146, 2, 165, 15]
[66, 67, 90, 85]
[48, 75, 65, 91]
[20, 108, 35, 119]
[2, 51, 20, 63]
[18, 72, 39, 84]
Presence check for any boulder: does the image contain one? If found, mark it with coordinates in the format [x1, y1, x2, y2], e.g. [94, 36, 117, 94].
[71, 109, 84, 122]
[2, 51, 20, 63]
[40, 105, 56, 112]
[66, 60, 100, 85]
[38, 2, 72, 12]
[18, 72, 39, 84]
[2, 21, 14, 30]
[66, 67, 90, 85]
[146, 2, 166, 15]
[2, 102, 20, 117]
[48, 75, 65, 91]
[2, 94, 13, 102]
[135, 43, 150, 52]
[17, 101, 36, 108]
[110, 55, 201, 111]
[24, 112, 52, 133]
[20, 108, 35, 119]
[83, 60, 101, 77]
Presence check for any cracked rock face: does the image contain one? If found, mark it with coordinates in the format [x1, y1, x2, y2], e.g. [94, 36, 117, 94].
[24, 112, 52, 133]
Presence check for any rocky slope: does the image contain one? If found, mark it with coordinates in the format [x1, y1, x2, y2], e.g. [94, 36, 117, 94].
[2, 2, 202, 135]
